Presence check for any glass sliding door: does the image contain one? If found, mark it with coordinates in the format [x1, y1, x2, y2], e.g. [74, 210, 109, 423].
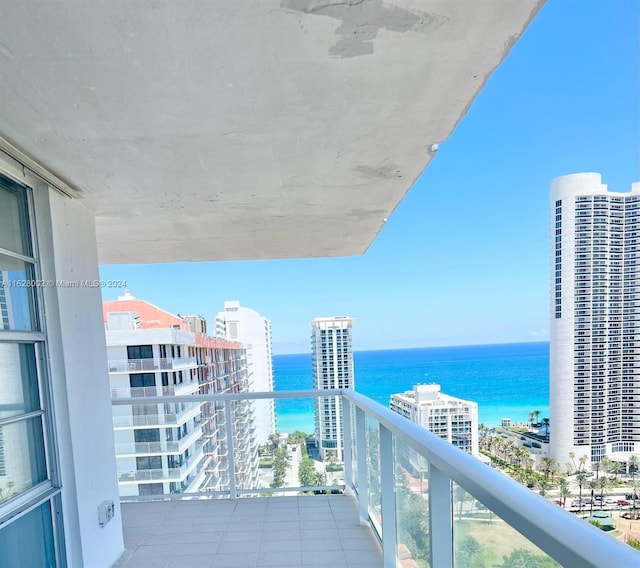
[0, 174, 63, 566]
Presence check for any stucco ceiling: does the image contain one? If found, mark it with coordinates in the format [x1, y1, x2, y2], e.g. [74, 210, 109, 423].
[0, 0, 544, 263]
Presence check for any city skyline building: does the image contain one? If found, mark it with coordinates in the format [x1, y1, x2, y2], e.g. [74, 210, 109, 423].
[390, 383, 479, 456]
[311, 316, 355, 461]
[104, 292, 259, 497]
[550, 173, 640, 468]
[215, 301, 276, 445]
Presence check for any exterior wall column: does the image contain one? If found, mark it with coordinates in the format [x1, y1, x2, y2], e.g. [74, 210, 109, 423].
[36, 187, 123, 567]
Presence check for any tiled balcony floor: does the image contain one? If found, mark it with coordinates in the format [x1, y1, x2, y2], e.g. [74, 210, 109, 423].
[115, 494, 383, 568]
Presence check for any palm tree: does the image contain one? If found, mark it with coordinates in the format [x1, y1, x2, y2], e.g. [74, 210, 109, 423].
[600, 456, 611, 479]
[587, 479, 599, 515]
[528, 412, 536, 431]
[541, 417, 550, 436]
[629, 455, 640, 513]
[592, 460, 602, 479]
[517, 447, 530, 470]
[540, 457, 558, 481]
[597, 476, 609, 505]
[532, 410, 540, 426]
[558, 478, 571, 509]
[579, 455, 588, 473]
[610, 460, 625, 481]
[575, 472, 587, 512]
[538, 479, 551, 498]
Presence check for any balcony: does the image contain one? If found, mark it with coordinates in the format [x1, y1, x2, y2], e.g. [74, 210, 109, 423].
[108, 357, 199, 374]
[111, 390, 640, 567]
[114, 428, 203, 457]
[112, 402, 203, 429]
[111, 381, 201, 399]
[118, 444, 205, 484]
[116, 495, 381, 568]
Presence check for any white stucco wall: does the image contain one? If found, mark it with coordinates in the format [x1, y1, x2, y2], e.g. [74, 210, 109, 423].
[36, 188, 123, 567]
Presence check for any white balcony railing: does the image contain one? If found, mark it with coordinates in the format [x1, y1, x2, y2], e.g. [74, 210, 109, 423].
[110, 381, 200, 399]
[117, 445, 205, 483]
[112, 402, 202, 429]
[108, 357, 199, 374]
[111, 389, 640, 567]
[114, 427, 202, 456]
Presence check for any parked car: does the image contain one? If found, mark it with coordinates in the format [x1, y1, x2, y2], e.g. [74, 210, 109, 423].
[618, 499, 630, 506]
[624, 493, 639, 500]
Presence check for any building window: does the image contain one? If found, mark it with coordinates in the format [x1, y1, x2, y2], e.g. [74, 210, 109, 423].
[0, 174, 61, 564]
[127, 345, 153, 359]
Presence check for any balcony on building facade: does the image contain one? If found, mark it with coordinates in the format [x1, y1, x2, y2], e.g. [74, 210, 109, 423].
[108, 356, 199, 374]
[111, 390, 640, 568]
[117, 443, 205, 485]
[114, 428, 203, 457]
[110, 381, 201, 399]
[112, 402, 203, 429]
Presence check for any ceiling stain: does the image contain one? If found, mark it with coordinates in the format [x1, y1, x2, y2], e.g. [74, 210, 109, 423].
[281, 0, 447, 58]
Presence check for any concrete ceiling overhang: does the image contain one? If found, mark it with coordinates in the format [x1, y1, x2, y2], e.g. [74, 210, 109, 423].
[0, 0, 544, 264]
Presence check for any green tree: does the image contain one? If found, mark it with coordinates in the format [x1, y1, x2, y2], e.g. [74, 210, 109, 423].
[298, 456, 316, 488]
[587, 479, 599, 515]
[397, 488, 430, 564]
[557, 478, 571, 508]
[629, 455, 640, 514]
[455, 535, 481, 566]
[575, 472, 587, 512]
[578, 455, 588, 472]
[288, 431, 308, 445]
[272, 446, 289, 481]
[609, 460, 625, 480]
[539, 458, 558, 481]
[537, 479, 552, 498]
[500, 548, 541, 568]
[267, 433, 280, 451]
[596, 476, 609, 505]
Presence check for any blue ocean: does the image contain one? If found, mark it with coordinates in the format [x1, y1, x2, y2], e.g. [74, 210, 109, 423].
[273, 342, 549, 434]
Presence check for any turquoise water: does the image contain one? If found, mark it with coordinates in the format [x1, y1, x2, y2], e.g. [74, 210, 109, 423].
[273, 342, 550, 434]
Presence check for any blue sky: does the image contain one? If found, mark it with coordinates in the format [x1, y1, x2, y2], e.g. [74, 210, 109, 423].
[100, 1, 639, 354]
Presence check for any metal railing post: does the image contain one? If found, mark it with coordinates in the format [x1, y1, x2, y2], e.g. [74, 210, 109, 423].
[341, 397, 353, 491]
[355, 406, 368, 525]
[379, 423, 397, 568]
[224, 399, 237, 499]
[429, 464, 453, 567]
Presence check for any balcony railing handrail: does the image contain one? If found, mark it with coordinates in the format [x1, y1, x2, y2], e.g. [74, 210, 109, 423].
[341, 389, 639, 568]
[111, 388, 343, 406]
[108, 356, 199, 373]
[112, 388, 640, 567]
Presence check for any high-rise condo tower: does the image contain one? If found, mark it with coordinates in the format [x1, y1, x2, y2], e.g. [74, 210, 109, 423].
[311, 316, 355, 461]
[550, 173, 640, 468]
[215, 301, 277, 445]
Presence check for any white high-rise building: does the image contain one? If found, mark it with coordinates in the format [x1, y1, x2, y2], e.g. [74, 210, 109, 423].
[550, 173, 640, 468]
[390, 384, 479, 456]
[311, 316, 355, 461]
[104, 294, 259, 497]
[215, 301, 276, 445]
